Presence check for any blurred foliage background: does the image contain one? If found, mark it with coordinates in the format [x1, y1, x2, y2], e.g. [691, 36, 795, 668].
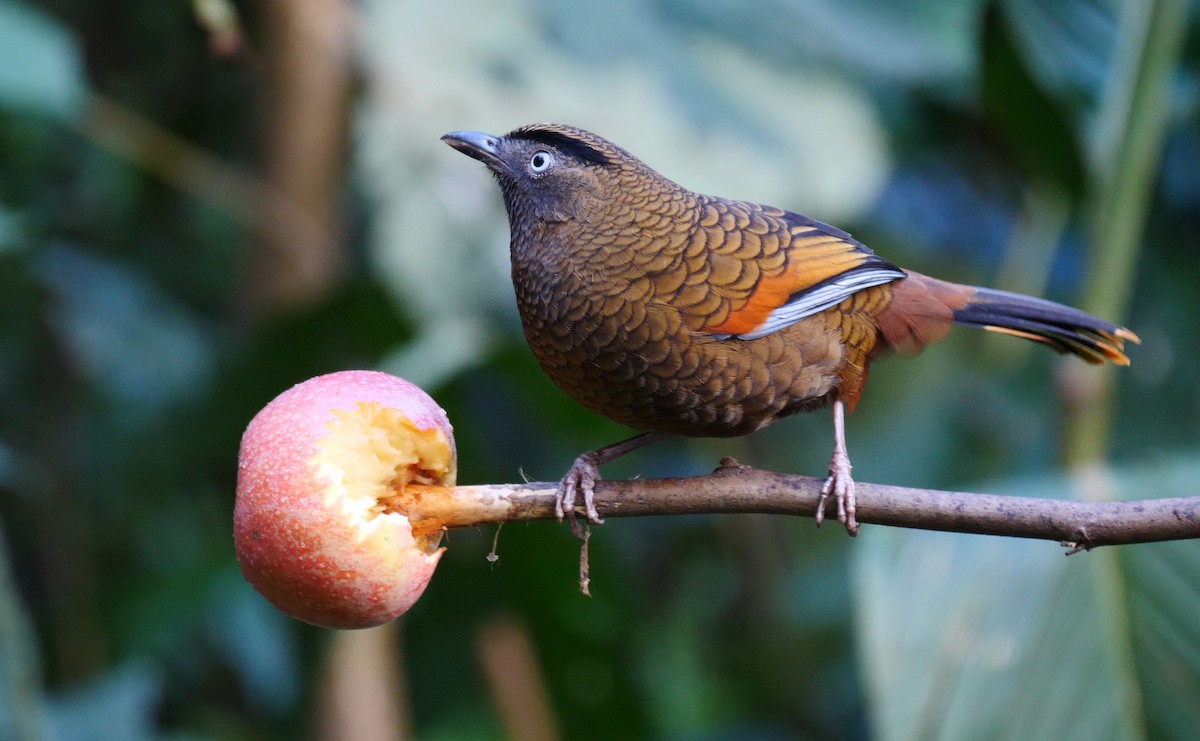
[1, 0, 1198, 739]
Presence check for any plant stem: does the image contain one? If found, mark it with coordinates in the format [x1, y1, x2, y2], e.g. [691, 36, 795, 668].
[1063, 0, 1190, 465]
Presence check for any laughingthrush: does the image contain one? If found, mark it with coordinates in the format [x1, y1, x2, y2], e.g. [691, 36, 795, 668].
[443, 123, 1138, 535]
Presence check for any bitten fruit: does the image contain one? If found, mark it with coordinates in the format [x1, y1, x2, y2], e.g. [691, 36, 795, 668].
[235, 371, 455, 629]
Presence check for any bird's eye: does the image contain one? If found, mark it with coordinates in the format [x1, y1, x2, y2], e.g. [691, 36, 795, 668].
[528, 150, 553, 174]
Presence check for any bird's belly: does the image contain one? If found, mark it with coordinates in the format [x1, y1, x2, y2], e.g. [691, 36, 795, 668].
[522, 308, 846, 437]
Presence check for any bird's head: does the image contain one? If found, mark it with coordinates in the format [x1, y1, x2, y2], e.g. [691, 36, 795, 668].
[442, 123, 651, 226]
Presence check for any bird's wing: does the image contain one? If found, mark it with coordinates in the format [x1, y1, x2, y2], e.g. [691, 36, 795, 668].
[682, 199, 906, 339]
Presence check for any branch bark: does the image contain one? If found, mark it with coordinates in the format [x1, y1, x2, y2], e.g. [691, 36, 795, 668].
[401, 460, 1200, 552]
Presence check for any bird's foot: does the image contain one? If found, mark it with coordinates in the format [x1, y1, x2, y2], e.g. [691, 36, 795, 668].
[557, 453, 604, 538]
[817, 451, 859, 536]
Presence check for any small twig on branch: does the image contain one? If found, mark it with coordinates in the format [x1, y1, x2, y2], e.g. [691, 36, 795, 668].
[402, 460, 1200, 551]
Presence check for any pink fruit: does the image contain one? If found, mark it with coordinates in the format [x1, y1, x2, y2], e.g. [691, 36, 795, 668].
[235, 371, 456, 629]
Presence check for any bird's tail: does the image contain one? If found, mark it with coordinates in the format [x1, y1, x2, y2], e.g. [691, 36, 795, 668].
[950, 285, 1139, 365]
[877, 273, 1139, 365]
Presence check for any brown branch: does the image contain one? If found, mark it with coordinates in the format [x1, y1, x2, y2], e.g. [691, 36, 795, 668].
[403, 459, 1200, 552]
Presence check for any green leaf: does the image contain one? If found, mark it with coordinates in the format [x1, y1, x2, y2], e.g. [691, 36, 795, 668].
[32, 245, 216, 421]
[981, 5, 1085, 195]
[47, 663, 161, 741]
[853, 456, 1200, 740]
[1000, 0, 1119, 122]
[205, 571, 300, 716]
[652, 0, 988, 93]
[0, 1, 87, 120]
[0, 203, 24, 255]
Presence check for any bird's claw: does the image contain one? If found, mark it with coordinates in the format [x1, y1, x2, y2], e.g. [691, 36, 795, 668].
[557, 454, 604, 537]
[817, 452, 858, 536]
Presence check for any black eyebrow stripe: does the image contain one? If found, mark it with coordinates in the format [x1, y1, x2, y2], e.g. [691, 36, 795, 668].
[514, 130, 611, 166]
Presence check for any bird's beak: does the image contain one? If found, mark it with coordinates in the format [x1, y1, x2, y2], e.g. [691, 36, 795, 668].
[442, 130, 505, 171]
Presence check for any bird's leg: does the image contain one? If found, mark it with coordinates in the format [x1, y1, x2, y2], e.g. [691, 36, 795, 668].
[558, 432, 670, 534]
[817, 398, 859, 536]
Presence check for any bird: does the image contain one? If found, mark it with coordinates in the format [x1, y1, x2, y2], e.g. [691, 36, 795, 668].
[442, 123, 1138, 535]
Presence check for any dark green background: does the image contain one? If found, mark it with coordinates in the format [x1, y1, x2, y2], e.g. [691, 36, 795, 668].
[1, 0, 1198, 738]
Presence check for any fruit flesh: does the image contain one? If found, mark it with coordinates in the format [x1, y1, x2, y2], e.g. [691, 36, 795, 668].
[310, 401, 455, 551]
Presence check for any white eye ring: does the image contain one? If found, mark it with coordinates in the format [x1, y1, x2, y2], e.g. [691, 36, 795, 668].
[528, 150, 553, 174]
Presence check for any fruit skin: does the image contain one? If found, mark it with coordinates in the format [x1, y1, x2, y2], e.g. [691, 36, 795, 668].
[235, 371, 455, 629]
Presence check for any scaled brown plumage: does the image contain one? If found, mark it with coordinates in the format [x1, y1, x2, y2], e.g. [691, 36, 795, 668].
[443, 123, 1138, 535]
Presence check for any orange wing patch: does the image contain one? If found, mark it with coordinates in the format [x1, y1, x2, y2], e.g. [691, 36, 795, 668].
[702, 227, 884, 336]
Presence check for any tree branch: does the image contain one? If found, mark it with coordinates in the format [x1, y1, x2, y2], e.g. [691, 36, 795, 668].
[401, 460, 1200, 551]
